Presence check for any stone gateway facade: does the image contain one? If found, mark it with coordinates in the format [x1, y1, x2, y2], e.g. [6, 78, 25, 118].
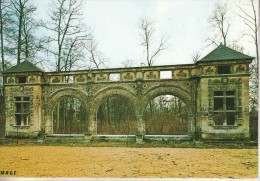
[2, 44, 254, 142]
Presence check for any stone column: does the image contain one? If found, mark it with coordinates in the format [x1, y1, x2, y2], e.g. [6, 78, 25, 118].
[44, 109, 52, 135]
[190, 79, 199, 140]
[88, 113, 96, 135]
[135, 104, 145, 143]
[86, 106, 97, 141]
[188, 109, 196, 139]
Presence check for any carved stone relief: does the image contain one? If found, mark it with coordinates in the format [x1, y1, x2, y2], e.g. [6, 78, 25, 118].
[235, 64, 246, 73]
[52, 77, 60, 83]
[77, 74, 86, 82]
[123, 72, 134, 80]
[97, 74, 107, 81]
[8, 77, 15, 84]
[176, 70, 187, 78]
[146, 71, 157, 80]
[204, 66, 215, 75]
[29, 76, 36, 83]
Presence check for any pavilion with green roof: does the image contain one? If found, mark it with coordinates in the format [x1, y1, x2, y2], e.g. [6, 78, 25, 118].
[198, 43, 254, 63]
[2, 60, 44, 74]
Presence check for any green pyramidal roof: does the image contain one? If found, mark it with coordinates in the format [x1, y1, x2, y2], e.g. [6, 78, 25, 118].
[3, 60, 44, 73]
[199, 44, 254, 62]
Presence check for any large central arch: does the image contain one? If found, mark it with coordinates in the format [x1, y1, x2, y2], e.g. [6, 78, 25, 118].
[45, 88, 89, 134]
[89, 86, 139, 135]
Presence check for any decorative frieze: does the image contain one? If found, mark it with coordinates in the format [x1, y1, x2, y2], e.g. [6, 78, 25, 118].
[7, 77, 15, 84]
[204, 66, 215, 75]
[123, 72, 134, 80]
[176, 70, 187, 77]
[29, 76, 37, 83]
[146, 71, 157, 80]
[52, 77, 61, 83]
[234, 64, 246, 73]
[96, 74, 107, 81]
[76, 75, 86, 83]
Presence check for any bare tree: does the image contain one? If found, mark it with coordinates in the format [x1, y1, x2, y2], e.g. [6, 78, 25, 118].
[0, 0, 13, 71]
[121, 59, 133, 68]
[9, 0, 29, 64]
[207, 1, 230, 47]
[62, 36, 86, 71]
[229, 40, 244, 53]
[0, 0, 6, 71]
[139, 18, 167, 67]
[43, 0, 90, 72]
[237, 0, 258, 140]
[237, 0, 258, 73]
[237, 0, 258, 108]
[84, 38, 107, 69]
[21, 7, 40, 61]
[192, 51, 202, 63]
[1, 0, 43, 66]
[139, 18, 167, 117]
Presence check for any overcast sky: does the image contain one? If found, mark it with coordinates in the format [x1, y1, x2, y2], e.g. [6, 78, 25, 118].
[34, 0, 258, 69]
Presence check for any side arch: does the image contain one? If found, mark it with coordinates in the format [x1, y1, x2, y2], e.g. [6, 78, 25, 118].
[140, 84, 194, 136]
[141, 84, 192, 111]
[48, 88, 89, 113]
[44, 88, 89, 134]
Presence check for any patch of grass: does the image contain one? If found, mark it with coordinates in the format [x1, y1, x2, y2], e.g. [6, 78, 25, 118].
[0, 138, 258, 149]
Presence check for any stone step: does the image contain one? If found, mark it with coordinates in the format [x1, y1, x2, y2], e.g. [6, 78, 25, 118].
[92, 135, 136, 142]
[45, 134, 86, 143]
[144, 135, 192, 141]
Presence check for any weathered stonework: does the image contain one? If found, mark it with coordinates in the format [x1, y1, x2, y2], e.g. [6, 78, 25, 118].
[2, 45, 254, 141]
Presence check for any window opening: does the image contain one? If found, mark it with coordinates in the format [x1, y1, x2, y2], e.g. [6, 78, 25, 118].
[65, 75, 73, 83]
[227, 113, 236, 125]
[18, 76, 26, 83]
[218, 65, 231, 74]
[213, 90, 236, 126]
[213, 113, 225, 125]
[110, 73, 120, 81]
[226, 91, 235, 96]
[14, 97, 30, 126]
[160, 71, 172, 79]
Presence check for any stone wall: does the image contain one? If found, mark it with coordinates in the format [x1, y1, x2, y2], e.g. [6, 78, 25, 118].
[2, 60, 252, 141]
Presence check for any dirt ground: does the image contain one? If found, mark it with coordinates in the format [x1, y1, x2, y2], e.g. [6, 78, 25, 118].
[0, 146, 257, 178]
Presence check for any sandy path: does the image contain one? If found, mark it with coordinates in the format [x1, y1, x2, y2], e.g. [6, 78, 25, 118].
[0, 146, 257, 178]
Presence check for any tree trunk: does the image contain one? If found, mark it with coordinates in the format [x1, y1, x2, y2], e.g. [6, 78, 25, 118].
[0, 0, 4, 71]
[23, 22, 29, 60]
[17, 0, 23, 64]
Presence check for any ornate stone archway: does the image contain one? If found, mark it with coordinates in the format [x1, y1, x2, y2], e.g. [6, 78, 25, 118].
[44, 88, 89, 134]
[140, 84, 194, 136]
[141, 84, 192, 110]
[89, 86, 139, 135]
